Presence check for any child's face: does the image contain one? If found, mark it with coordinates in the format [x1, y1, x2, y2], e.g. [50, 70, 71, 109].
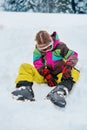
[37, 41, 53, 52]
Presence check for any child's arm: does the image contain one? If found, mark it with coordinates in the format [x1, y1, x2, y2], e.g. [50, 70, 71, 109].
[57, 42, 78, 67]
[58, 42, 78, 79]
[51, 31, 78, 67]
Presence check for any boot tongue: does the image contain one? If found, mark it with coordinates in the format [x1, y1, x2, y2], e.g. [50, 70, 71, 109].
[57, 85, 69, 96]
[57, 90, 64, 96]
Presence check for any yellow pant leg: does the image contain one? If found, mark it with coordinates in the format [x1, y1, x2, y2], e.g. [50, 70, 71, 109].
[56, 68, 80, 83]
[15, 63, 45, 84]
[71, 68, 80, 82]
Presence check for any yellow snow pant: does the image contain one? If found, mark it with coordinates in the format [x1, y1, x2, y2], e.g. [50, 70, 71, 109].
[15, 63, 80, 85]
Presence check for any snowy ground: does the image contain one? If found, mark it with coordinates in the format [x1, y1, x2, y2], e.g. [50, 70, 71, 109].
[0, 12, 87, 130]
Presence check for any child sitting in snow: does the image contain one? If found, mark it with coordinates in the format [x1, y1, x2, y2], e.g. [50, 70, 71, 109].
[12, 31, 80, 107]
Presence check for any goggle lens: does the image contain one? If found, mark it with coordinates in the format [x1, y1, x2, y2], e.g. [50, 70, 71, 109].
[38, 42, 53, 52]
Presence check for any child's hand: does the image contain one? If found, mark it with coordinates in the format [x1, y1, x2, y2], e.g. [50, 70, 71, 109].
[45, 74, 57, 87]
[41, 68, 57, 87]
[41, 67, 50, 77]
[62, 62, 72, 79]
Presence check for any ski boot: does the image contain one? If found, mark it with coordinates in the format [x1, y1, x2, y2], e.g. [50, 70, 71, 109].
[47, 85, 68, 107]
[12, 81, 35, 101]
[47, 78, 74, 107]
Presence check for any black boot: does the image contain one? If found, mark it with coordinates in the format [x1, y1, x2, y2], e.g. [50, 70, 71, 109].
[12, 81, 35, 101]
[47, 78, 74, 107]
[47, 85, 68, 107]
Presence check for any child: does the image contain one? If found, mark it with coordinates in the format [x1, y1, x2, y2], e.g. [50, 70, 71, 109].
[12, 31, 80, 107]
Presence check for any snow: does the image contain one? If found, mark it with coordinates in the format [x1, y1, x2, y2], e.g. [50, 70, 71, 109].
[0, 12, 87, 130]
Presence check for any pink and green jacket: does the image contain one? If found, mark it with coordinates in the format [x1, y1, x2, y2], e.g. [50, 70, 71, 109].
[33, 32, 78, 75]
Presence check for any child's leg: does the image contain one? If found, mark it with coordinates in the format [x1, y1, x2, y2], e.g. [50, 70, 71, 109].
[12, 63, 46, 101]
[46, 68, 80, 107]
[15, 63, 45, 85]
[71, 68, 80, 83]
[56, 68, 80, 92]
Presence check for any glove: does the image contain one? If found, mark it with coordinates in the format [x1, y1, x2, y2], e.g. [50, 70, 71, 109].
[62, 61, 72, 79]
[42, 68, 57, 87]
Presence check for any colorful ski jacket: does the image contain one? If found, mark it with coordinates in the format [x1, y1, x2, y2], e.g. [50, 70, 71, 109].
[33, 32, 78, 75]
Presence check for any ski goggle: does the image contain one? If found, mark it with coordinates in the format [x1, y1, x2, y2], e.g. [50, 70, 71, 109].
[37, 41, 53, 52]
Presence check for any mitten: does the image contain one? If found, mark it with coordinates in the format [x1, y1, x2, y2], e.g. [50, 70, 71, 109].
[62, 61, 72, 79]
[42, 68, 57, 87]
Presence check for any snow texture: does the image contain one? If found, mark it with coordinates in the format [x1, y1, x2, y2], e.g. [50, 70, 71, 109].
[0, 12, 87, 130]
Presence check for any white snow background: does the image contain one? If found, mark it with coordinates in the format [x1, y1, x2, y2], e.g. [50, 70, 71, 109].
[0, 12, 87, 130]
